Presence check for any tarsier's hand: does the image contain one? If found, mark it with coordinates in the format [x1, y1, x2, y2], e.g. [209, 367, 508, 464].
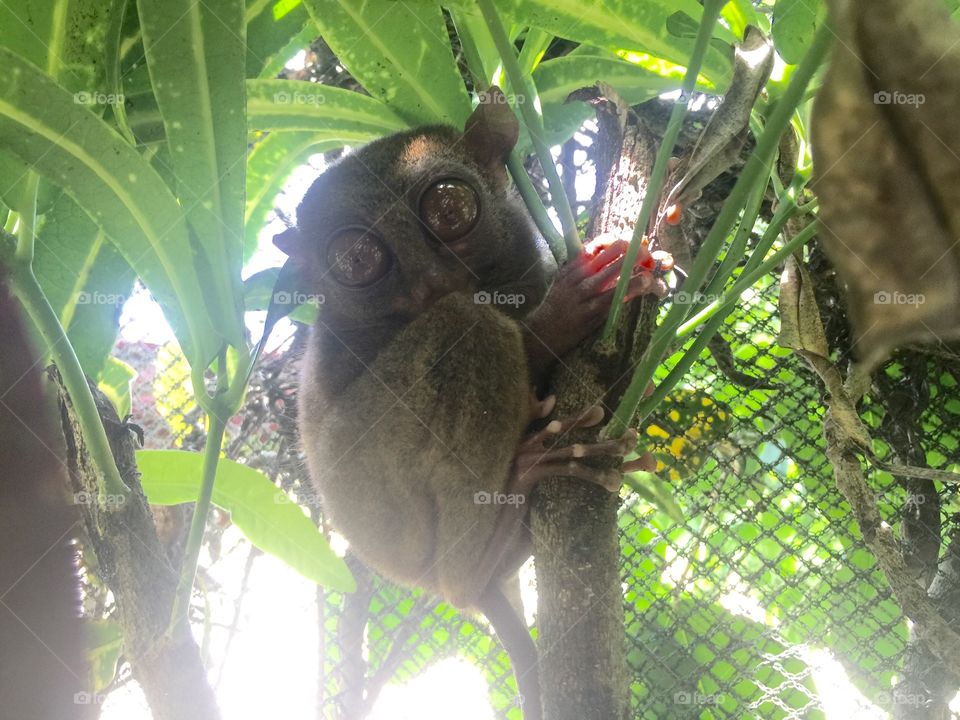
[525, 235, 671, 362]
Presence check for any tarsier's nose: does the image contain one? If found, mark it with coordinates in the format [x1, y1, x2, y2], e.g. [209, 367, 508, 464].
[410, 270, 460, 309]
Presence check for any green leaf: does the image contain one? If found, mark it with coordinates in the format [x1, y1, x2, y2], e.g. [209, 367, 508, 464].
[33, 194, 135, 376]
[86, 619, 123, 692]
[623, 471, 685, 523]
[0, 0, 109, 91]
[722, 0, 769, 37]
[772, 0, 826, 65]
[302, 0, 471, 125]
[245, 0, 315, 78]
[98, 357, 137, 419]
[137, 449, 356, 591]
[0, 49, 222, 365]
[534, 54, 692, 107]
[245, 131, 341, 261]
[137, 0, 246, 350]
[462, 0, 735, 89]
[243, 266, 319, 324]
[247, 79, 409, 136]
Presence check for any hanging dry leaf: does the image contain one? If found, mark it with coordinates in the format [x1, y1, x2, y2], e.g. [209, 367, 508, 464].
[811, 0, 960, 370]
[779, 254, 830, 359]
[779, 254, 872, 448]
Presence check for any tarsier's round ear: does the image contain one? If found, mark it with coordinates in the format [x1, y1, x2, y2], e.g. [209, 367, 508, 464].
[463, 86, 519, 184]
[273, 227, 302, 257]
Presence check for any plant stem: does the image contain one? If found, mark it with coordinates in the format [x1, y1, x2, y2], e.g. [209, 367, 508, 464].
[4, 251, 129, 499]
[636, 219, 819, 420]
[676, 196, 805, 337]
[168, 405, 228, 635]
[607, 21, 833, 437]
[508, 153, 566, 262]
[476, 0, 580, 256]
[452, 8, 566, 260]
[601, 0, 725, 341]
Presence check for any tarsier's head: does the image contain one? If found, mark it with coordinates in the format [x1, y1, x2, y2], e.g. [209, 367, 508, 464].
[274, 88, 551, 333]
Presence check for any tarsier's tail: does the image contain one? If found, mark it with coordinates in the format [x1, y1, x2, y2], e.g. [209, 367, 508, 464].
[479, 583, 543, 720]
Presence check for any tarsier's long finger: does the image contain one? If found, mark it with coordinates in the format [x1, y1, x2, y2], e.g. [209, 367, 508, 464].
[538, 428, 638, 462]
[623, 271, 669, 301]
[582, 253, 632, 295]
[622, 453, 657, 474]
[522, 461, 623, 493]
[528, 392, 556, 421]
[521, 405, 605, 448]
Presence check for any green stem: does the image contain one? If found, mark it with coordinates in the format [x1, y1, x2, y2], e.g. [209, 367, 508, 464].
[476, 0, 580, 256]
[698, 159, 771, 302]
[167, 406, 228, 635]
[636, 219, 819, 420]
[14, 174, 39, 263]
[508, 153, 566, 262]
[606, 22, 833, 437]
[517, 28, 551, 75]
[3, 248, 129, 499]
[452, 10, 566, 261]
[677, 192, 803, 336]
[601, 0, 725, 341]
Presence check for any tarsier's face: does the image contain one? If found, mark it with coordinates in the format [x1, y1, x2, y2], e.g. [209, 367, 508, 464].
[290, 127, 548, 330]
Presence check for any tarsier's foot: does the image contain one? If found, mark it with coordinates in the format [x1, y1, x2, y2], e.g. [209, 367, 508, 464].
[510, 404, 642, 494]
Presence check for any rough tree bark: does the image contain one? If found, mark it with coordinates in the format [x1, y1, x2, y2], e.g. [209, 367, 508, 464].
[50, 367, 220, 720]
[532, 90, 661, 720]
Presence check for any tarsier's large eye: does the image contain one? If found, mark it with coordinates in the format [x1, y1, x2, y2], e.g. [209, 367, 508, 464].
[327, 228, 391, 287]
[420, 178, 480, 243]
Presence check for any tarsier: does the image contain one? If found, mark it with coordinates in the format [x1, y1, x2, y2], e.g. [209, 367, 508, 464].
[276, 88, 666, 720]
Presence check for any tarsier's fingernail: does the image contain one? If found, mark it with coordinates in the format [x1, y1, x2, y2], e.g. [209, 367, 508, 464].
[540, 395, 557, 417]
[581, 406, 604, 425]
[604, 469, 623, 492]
[546, 420, 562, 434]
[571, 444, 585, 458]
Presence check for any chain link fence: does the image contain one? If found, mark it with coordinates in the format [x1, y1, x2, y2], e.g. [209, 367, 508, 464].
[112, 242, 959, 717]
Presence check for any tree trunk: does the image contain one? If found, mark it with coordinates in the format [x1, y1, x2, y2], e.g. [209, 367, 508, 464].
[51, 367, 221, 720]
[532, 92, 661, 720]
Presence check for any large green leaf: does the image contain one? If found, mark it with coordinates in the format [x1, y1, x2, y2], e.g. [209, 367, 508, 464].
[98, 356, 137, 419]
[247, 79, 408, 136]
[137, 0, 246, 350]
[772, 0, 826, 65]
[32, 194, 135, 376]
[246, 0, 315, 78]
[0, 48, 222, 364]
[137, 449, 355, 591]
[0, 0, 109, 91]
[535, 54, 689, 107]
[302, 0, 471, 125]
[450, 0, 735, 88]
[245, 131, 342, 260]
